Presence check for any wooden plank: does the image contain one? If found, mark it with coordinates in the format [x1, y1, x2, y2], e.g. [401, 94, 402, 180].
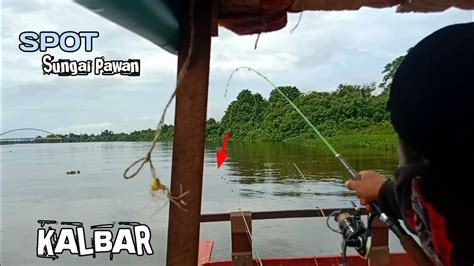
[200, 208, 367, 223]
[230, 212, 253, 266]
[212, 0, 219, 37]
[166, 0, 213, 265]
[369, 217, 390, 266]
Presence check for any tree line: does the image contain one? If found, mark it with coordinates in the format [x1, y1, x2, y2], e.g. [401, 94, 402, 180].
[61, 55, 404, 145]
[60, 126, 174, 142]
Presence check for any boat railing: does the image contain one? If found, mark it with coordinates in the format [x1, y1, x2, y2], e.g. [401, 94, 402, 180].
[200, 208, 390, 266]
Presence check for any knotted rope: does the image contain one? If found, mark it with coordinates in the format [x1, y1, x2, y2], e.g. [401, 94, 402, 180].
[123, 0, 196, 213]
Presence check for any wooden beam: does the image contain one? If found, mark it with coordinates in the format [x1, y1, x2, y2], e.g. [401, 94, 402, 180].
[200, 208, 368, 223]
[369, 217, 390, 266]
[166, 1, 213, 265]
[230, 212, 253, 266]
[212, 0, 220, 37]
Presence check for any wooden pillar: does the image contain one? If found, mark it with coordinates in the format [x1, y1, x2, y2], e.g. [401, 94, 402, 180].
[369, 217, 390, 266]
[166, 1, 213, 265]
[230, 212, 253, 266]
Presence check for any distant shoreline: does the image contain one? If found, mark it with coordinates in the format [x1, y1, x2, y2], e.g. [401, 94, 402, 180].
[3, 129, 397, 151]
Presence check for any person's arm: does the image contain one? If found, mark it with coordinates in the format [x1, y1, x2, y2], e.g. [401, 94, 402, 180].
[377, 179, 402, 219]
[345, 170, 402, 219]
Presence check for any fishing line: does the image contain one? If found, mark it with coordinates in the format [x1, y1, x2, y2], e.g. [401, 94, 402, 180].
[216, 174, 265, 264]
[292, 162, 311, 186]
[292, 162, 343, 266]
[225, 65, 430, 266]
[224, 68, 374, 265]
[224, 67, 349, 263]
[239, 207, 264, 266]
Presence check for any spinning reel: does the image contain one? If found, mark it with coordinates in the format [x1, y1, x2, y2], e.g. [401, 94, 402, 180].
[327, 203, 376, 264]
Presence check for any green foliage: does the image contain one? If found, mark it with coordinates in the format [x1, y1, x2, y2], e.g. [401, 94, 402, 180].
[379, 54, 406, 94]
[218, 90, 266, 140]
[326, 122, 397, 151]
[62, 55, 404, 150]
[62, 127, 174, 142]
[209, 53, 408, 149]
[216, 83, 394, 147]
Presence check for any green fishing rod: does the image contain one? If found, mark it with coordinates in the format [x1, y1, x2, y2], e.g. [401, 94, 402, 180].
[227, 67, 365, 173]
[226, 67, 432, 265]
[270, 76, 431, 265]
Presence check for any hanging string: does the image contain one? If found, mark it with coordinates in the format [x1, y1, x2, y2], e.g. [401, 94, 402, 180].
[254, 33, 261, 50]
[123, 0, 197, 213]
[289, 11, 304, 33]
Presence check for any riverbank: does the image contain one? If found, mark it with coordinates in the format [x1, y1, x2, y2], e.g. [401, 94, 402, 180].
[209, 123, 398, 151]
[305, 123, 397, 151]
[35, 123, 397, 151]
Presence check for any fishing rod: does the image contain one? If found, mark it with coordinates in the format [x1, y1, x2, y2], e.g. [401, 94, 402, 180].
[226, 67, 432, 265]
[332, 159, 432, 265]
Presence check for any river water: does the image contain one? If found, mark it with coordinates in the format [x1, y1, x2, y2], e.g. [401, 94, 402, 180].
[1, 141, 402, 265]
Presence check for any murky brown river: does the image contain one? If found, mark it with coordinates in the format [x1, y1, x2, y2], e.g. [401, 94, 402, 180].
[1, 141, 404, 265]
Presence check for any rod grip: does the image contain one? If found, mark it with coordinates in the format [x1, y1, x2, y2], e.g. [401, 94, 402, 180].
[336, 154, 360, 180]
[400, 234, 433, 266]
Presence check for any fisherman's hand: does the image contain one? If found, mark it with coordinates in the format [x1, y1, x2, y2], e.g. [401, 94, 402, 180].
[345, 170, 386, 212]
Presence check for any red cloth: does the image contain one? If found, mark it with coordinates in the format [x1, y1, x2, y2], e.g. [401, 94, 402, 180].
[219, 0, 292, 35]
[218, 0, 474, 35]
[404, 180, 453, 266]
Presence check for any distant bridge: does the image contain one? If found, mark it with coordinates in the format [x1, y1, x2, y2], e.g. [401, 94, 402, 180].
[0, 128, 62, 143]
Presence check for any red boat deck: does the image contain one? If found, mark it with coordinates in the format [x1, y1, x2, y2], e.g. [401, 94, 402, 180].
[198, 209, 418, 266]
[199, 240, 415, 266]
[200, 252, 415, 266]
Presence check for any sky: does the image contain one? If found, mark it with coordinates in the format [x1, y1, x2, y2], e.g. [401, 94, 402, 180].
[1, 0, 472, 136]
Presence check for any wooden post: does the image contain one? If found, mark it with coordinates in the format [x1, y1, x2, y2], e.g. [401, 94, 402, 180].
[230, 212, 253, 266]
[166, 1, 213, 265]
[369, 217, 390, 266]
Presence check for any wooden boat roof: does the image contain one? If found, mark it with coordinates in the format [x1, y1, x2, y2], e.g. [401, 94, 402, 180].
[76, 0, 474, 54]
[219, 0, 474, 35]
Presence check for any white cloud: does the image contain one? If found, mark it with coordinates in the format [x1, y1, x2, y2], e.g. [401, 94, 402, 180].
[1, 1, 472, 134]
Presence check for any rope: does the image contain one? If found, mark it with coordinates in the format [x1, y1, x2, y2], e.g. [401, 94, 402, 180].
[289, 11, 304, 33]
[254, 33, 261, 50]
[123, 0, 196, 213]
